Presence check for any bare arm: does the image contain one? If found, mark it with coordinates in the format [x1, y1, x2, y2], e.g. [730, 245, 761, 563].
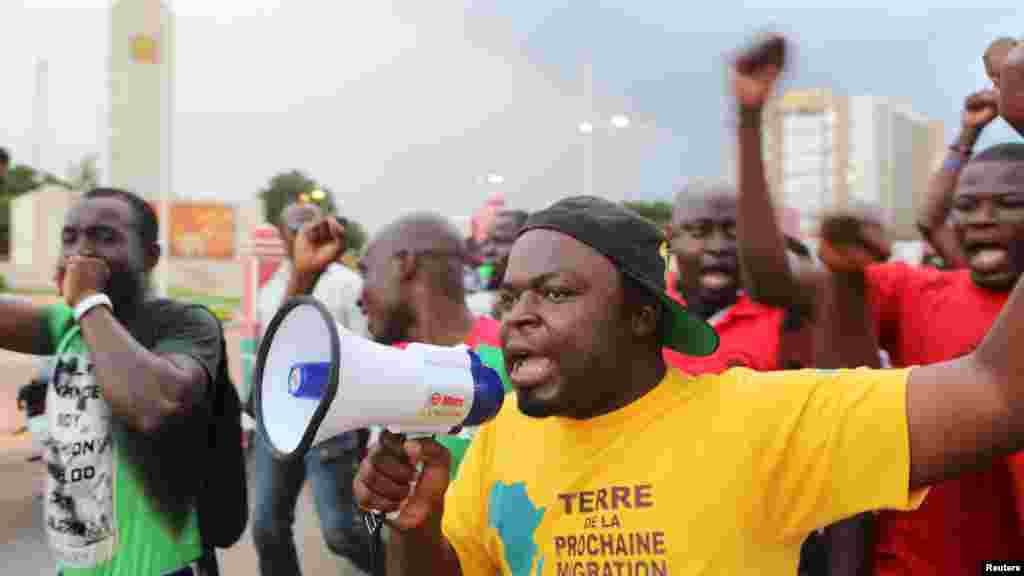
[917, 92, 997, 270]
[733, 39, 819, 316]
[79, 306, 211, 435]
[811, 270, 881, 370]
[1001, 43, 1024, 137]
[0, 298, 52, 356]
[906, 275, 1024, 489]
[356, 432, 463, 576]
[812, 271, 881, 576]
[918, 153, 968, 270]
[386, 513, 463, 576]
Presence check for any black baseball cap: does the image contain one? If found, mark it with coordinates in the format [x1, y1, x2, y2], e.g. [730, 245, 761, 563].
[517, 196, 720, 357]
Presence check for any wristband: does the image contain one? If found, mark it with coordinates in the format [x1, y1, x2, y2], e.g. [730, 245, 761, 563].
[73, 293, 113, 323]
[942, 156, 965, 171]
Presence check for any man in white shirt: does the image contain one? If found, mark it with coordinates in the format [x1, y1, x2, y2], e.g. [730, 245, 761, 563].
[251, 202, 373, 575]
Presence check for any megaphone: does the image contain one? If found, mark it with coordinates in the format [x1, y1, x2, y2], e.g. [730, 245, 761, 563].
[254, 296, 506, 461]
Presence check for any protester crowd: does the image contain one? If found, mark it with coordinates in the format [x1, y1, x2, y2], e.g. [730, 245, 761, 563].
[2, 30, 1024, 576]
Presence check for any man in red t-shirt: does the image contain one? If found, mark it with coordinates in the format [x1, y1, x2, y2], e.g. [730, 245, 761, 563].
[732, 33, 1024, 575]
[662, 179, 790, 374]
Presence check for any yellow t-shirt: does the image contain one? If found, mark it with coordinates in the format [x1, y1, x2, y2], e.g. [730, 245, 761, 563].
[442, 367, 928, 575]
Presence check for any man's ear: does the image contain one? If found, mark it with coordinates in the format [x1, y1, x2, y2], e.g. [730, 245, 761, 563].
[144, 241, 161, 272]
[632, 303, 660, 339]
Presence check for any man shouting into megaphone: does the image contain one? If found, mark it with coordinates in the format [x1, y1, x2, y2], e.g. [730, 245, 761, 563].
[354, 34, 1024, 576]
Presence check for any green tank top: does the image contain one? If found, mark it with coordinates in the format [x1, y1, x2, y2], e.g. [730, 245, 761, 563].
[44, 305, 202, 576]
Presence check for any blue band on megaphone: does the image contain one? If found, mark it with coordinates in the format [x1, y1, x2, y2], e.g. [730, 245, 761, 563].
[463, 350, 504, 427]
[288, 362, 332, 399]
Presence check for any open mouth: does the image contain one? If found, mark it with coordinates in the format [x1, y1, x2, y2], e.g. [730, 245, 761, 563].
[965, 242, 1010, 272]
[699, 266, 736, 290]
[505, 349, 556, 388]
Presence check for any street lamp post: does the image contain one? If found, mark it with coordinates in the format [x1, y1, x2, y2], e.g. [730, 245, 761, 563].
[579, 61, 632, 198]
[582, 62, 594, 197]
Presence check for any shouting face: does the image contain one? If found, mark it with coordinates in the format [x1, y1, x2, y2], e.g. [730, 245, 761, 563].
[667, 193, 739, 315]
[481, 211, 525, 265]
[498, 229, 636, 419]
[951, 159, 1024, 291]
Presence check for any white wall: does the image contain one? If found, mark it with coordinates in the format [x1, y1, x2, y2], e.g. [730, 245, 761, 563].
[11, 195, 35, 267]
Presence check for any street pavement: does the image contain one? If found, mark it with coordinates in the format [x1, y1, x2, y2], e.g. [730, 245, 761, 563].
[0, 295, 365, 575]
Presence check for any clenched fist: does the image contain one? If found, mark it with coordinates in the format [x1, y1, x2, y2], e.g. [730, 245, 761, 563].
[58, 256, 111, 308]
[353, 430, 452, 532]
[817, 209, 892, 273]
[962, 90, 1000, 132]
[732, 33, 787, 110]
[293, 217, 347, 277]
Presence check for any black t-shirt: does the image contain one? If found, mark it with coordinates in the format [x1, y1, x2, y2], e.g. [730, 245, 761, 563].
[40, 298, 225, 535]
[121, 299, 224, 525]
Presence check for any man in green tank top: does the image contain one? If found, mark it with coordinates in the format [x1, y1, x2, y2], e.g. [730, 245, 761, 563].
[0, 188, 223, 576]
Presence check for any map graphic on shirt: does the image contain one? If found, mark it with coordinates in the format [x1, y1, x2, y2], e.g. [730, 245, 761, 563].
[443, 367, 927, 575]
[44, 346, 117, 568]
[488, 482, 546, 575]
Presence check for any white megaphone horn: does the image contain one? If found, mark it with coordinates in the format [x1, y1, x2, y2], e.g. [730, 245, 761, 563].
[254, 296, 505, 461]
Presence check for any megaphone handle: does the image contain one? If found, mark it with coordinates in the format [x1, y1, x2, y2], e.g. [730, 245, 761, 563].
[364, 431, 429, 576]
[367, 429, 428, 521]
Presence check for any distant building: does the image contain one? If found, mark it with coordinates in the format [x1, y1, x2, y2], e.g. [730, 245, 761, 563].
[755, 89, 944, 241]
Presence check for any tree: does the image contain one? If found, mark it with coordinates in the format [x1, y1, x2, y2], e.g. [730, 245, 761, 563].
[0, 158, 94, 257]
[623, 200, 674, 228]
[1, 164, 44, 197]
[259, 170, 337, 227]
[66, 154, 100, 191]
[0, 164, 45, 257]
[343, 218, 367, 253]
[257, 169, 368, 253]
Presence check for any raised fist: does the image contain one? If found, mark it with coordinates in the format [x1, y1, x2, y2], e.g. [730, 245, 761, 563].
[817, 208, 892, 273]
[58, 256, 111, 308]
[732, 33, 787, 109]
[1000, 43, 1024, 136]
[962, 90, 1000, 131]
[353, 430, 452, 531]
[293, 217, 346, 277]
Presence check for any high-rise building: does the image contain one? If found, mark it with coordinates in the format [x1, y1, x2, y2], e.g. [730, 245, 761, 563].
[757, 89, 944, 241]
[109, 0, 174, 201]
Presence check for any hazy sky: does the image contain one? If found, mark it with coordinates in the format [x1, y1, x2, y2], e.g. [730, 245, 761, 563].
[1, 1, 1022, 230]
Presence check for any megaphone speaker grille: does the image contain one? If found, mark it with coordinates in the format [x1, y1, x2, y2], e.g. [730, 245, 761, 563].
[254, 296, 340, 461]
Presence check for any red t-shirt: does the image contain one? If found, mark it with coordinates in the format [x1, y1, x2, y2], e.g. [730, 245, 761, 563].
[392, 315, 502, 351]
[662, 272, 785, 374]
[865, 262, 1024, 575]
